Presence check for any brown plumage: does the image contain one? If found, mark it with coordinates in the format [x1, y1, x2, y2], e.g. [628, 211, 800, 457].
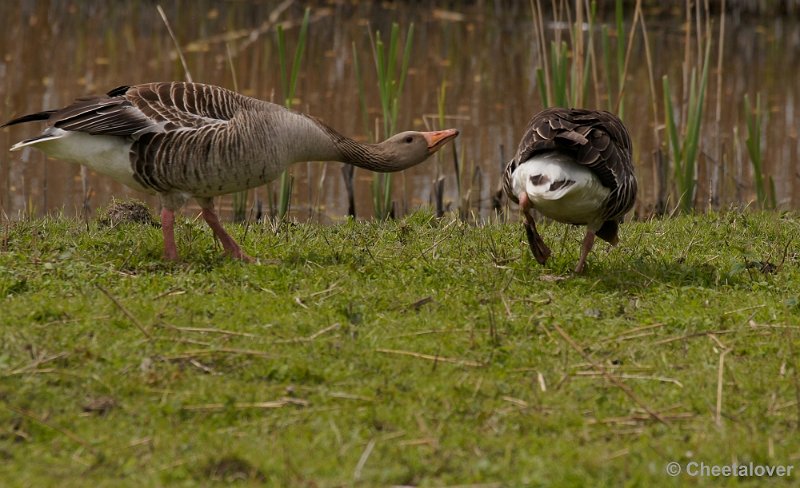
[503, 108, 637, 272]
[3, 82, 459, 261]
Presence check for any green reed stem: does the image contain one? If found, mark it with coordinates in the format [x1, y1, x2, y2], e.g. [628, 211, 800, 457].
[226, 42, 249, 222]
[367, 22, 415, 220]
[535, 67, 548, 108]
[579, 1, 597, 106]
[352, 43, 370, 139]
[434, 79, 447, 217]
[662, 42, 711, 213]
[601, 24, 612, 111]
[744, 93, 774, 209]
[274, 8, 310, 221]
[533, 0, 602, 110]
[550, 41, 569, 107]
[614, 0, 625, 112]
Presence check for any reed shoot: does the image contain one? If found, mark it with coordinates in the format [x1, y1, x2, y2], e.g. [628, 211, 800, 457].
[662, 43, 711, 213]
[532, 1, 607, 110]
[274, 7, 310, 221]
[744, 92, 775, 209]
[367, 22, 415, 220]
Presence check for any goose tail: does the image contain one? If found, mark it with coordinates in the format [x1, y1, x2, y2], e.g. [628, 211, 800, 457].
[3, 110, 61, 152]
[2, 110, 56, 128]
[9, 134, 64, 152]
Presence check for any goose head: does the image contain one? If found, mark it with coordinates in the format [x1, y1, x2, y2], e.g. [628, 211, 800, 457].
[376, 128, 459, 170]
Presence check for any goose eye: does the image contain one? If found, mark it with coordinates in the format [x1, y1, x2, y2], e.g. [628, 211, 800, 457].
[404, 136, 413, 143]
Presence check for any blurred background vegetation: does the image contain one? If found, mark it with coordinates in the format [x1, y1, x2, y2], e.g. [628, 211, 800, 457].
[1, 0, 798, 222]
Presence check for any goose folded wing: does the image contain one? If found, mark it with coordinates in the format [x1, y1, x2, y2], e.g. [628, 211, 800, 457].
[127, 83, 241, 129]
[52, 92, 155, 137]
[530, 111, 625, 192]
[53, 83, 240, 138]
[572, 128, 621, 191]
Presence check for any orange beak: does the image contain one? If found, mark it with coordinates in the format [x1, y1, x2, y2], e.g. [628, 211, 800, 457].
[422, 128, 459, 152]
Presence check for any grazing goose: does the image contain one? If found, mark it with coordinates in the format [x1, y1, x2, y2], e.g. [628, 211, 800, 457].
[3, 82, 459, 261]
[503, 108, 636, 273]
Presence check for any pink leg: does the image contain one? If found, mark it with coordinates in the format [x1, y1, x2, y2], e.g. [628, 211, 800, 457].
[161, 208, 179, 261]
[200, 206, 253, 262]
[575, 230, 596, 273]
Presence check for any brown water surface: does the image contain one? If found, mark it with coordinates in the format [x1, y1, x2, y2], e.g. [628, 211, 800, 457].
[1, 1, 798, 221]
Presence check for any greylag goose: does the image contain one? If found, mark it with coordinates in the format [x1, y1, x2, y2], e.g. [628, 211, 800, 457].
[3, 82, 459, 261]
[503, 108, 636, 273]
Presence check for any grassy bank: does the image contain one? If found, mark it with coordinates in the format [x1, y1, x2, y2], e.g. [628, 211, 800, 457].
[1, 210, 799, 486]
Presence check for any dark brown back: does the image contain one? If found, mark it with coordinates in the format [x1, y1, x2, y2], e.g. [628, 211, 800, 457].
[503, 108, 637, 221]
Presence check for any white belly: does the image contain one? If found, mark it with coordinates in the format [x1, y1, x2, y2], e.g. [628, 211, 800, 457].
[532, 181, 608, 224]
[13, 129, 149, 192]
[512, 152, 609, 226]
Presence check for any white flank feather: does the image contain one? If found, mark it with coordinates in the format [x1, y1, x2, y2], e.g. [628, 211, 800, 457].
[511, 152, 610, 227]
[13, 128, 146, 191]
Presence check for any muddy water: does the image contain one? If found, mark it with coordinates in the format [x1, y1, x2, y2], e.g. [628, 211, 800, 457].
[1, 1, 798, 221]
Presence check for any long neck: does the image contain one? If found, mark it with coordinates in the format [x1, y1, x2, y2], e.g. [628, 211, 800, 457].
[294, 114, 412, 172]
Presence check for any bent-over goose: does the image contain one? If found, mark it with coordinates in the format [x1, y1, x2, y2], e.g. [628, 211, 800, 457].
[503, 108, 637, 273]
[3, 82, 459, 261]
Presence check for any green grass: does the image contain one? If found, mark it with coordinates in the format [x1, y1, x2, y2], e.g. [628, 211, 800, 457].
[1, 210, 799, 486]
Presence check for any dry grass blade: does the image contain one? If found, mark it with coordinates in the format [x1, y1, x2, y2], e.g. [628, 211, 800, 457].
[6, 352, 69, 375]
[182, 398, 309, 412]
[323, 391, 373, 402]
[538, 371, 547, 392]
[614, 0, 643, 114]
[376, 348, 483, 368]
[273, 323, 340, 344]
[353, 438, 376, 482]
[157, 336, 212, 347]
[552, 324, 668, 425]
[790, 332, 800, 429]
[153, 288, 186, 299]
[96, 284, 151, 340]
[179, 0, 303, 55]
[748, 322, 800, 331]
[6, 406, 93, 449]
[156, 5, 192, 82]
[165, 325, 257, 338]
[587, 412, 694, 425]
[574, 371, 683, 388]
[403, 296, 434, 311]
[723, 304, 766, 316]
[387, 327, 470, 339]
[502, 396, 529, 407]
[709, 334, 731, 427]
[598, 323, 664, 344]
[165, 347, 272, 360]
[294, 283, 340, 304]
[188, 359, 217, 375]
[651, 329, 734, 346]
[598, 324, 665, 345]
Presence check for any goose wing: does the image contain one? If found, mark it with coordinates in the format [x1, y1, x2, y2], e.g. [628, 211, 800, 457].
[41, 82, 250, 137]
